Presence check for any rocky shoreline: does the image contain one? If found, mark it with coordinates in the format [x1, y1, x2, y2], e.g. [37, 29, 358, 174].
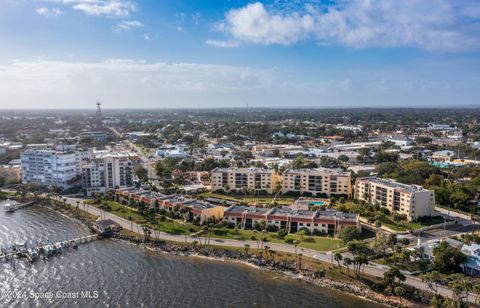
[113, 233, 427, 308]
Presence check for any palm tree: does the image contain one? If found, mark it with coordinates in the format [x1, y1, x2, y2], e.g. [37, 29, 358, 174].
[343, 257, 352, 276]
[297, 253, 303, 270]
[473, 280, 480, 305]
[334, 252, 343, 272]
[394, 286, 406, 304]
[297, 229, 306, 242]
[202, 225, 209, 245]
[293, 240, 300, 256]
[261, 229, 268, 249]
[269, 250, 276, 263]
[252, 230, 259, 249]
[224, 185, 231, 195]
[264, 245, 270, 261]
[244, 243, 250, 256]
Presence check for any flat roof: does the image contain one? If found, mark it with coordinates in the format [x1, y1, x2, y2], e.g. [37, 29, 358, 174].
[284, 167, 350, 176]
[357, 177, 430, 193]
[212, 167, 274, 174]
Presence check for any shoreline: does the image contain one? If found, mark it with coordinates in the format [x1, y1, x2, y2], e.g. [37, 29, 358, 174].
[115, 234, 422, 307]
[10, 199, 426, 307]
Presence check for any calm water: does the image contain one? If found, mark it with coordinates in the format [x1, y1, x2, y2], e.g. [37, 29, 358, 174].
[0, 200, 383, 307]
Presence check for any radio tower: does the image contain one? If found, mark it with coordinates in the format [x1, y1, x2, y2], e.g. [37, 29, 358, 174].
[96, 102, 103, 128]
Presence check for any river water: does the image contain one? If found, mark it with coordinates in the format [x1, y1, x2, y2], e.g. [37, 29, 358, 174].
[0, 200, 384, 307]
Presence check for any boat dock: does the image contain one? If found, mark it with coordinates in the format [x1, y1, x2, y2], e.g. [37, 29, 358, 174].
[3, 201, 35, 213]
[0, 234, 98, 264]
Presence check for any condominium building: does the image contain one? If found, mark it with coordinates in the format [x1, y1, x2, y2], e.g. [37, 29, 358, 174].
[354, 177, 435, 221]
[210, 167, 279, 194]
[282, 168, 352, 197]
[223, 206, 359, 236]
[21, 149, 81, 189]
[115, 189, 224, 224]
[82, 155, 133, 196]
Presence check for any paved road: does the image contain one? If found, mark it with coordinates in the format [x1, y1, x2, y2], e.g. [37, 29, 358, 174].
[61, 196, 474, 304]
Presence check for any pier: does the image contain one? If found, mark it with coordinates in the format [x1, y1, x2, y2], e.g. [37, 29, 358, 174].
[0, 234, 98, 264]
[3, 201, 35, 213]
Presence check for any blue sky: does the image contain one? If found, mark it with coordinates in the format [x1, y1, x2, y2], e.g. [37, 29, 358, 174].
[0, 0, 479, 109]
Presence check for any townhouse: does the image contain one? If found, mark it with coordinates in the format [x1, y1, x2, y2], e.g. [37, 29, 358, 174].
[115, 189, 224, 224]
[223, 205, 359, 236]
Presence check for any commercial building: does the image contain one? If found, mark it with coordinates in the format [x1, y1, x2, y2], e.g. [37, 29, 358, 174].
[354, 177, 435, 221]
[81, 154, 133, 196]
[223, 206, 359, 236]
[20, 149, 81, 189]
[211, 167, 279, 194]
[282, 168, 352, 197]
[79, 131, 111, 142]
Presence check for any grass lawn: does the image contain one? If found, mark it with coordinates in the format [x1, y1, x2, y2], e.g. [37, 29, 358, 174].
[379, 215, 445, 231]
[88, 200, 200, 235]
[89, 199, 342, 251]
[210, 228, 344, 251]
[199, 192, 296, 205]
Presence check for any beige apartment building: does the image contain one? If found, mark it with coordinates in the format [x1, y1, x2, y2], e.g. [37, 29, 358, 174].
[211, 167, 279, 194]
[355, 177, 435, 221]
[282, 168, 352, 197]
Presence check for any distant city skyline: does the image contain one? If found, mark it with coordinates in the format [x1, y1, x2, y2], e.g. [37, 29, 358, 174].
[0, 0, 479, 109]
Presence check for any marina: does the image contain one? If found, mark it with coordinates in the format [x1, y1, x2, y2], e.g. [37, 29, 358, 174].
[0, 234, 98, 264]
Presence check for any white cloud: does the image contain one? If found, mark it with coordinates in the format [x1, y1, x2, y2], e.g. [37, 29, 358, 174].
[218, 0, 480, 52]
[43, 0, 136, 17]
[36, 7, 63, 16]
[0, 59, 279, 108]
[113, 20, 144, 31]
[205, 40, 240, 48]
[143, 34, 151, 41]
[0, 58, 478, 108]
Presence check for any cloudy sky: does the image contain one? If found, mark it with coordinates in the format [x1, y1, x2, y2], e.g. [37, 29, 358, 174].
[0, 0, 479, 109]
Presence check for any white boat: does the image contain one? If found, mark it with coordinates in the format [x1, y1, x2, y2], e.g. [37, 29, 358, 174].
[3, 203, 16, 212]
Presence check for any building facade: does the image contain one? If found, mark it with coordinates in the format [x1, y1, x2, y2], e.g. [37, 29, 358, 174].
[223, 206, 359, 236]
[82, 155, 133, 196]
[355, 177, 435, 221]
[20, 150, 81, 189]
[211, 167, 279, 194]
[282, 168, 352, 197]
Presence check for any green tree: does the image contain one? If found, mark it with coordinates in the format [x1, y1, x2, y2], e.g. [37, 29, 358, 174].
[394, 286, 406, 304]
[338, 226, 361, 243]
[432, 241, 467, 274]
[383, 265, 405, 293]
[334, 252, 343, 272]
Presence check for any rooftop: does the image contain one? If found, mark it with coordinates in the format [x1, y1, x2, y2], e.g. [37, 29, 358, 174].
[284, 167, 350, 176]
[358, 177, 430, 193]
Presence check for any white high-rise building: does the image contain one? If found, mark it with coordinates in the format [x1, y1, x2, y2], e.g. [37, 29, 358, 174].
[21, 149, 81, 189]
[81, 153, 133, 196]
